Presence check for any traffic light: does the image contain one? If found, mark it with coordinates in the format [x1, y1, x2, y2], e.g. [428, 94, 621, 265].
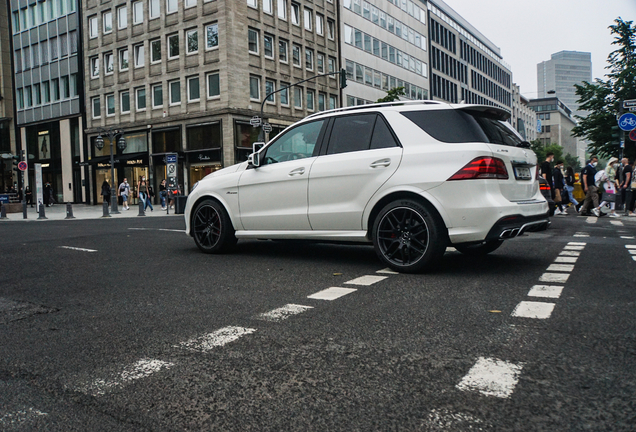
[611, 125, 620, 143]
[11, 155, 18, 173]
[339, 68, 347, 89]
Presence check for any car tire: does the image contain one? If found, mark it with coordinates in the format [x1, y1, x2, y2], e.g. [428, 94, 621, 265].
[455, 240, 503, 256]
[192, 199, 237, 253]
[372, 199, 447, 273]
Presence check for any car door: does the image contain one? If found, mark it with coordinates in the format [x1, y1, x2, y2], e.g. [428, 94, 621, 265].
[308, 114, 403, 230]
[238, 119, 326, 230]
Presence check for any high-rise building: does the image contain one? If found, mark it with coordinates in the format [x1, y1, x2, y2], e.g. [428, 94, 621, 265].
[8, 0, 85, 204]
[1, 0, 18, 193]
[537, 51, 592, 119]
[82, 0, 340, 204]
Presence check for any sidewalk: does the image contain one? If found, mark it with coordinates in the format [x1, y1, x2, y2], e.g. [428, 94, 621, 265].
[0, 203, 183, 221]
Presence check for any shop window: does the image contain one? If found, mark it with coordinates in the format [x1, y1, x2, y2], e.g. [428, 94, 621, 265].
[122, 131, 148, 154]
[187, 122, 221, 151]
[152, 127, 181, 153]
[235, 121, 260, 162]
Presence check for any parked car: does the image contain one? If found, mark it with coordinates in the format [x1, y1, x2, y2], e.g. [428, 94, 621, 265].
[185, 101, 550, 273]
[538, 176, 556, 216]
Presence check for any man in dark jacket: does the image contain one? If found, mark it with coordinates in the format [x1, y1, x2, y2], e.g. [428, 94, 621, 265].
[579, 156, 599, 216]
[552, 160, 566, 214]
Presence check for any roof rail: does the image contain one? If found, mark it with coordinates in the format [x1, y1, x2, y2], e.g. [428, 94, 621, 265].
[304, 100, 447, 120]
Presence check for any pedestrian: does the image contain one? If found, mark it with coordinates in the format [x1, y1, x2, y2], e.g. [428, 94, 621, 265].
[619, 158, 635, 216]
[25, 186, 33, 207]
[146, 185, 155, 212]
[564, 166, 579, 211]
[44, 182, 52, 207]
[138, 176, 153, 212]
[541, 152, 555, 201]
[101, 180, 111, 207]
[579, 156, 600, 216]
[552, 160, 566, 215]
[593, 157, 620, 218]
[118, 178, 131, 210]
[159, 179, 167, 210]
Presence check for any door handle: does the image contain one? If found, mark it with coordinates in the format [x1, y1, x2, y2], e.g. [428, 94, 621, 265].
[288, 167, 306, 176]
[370, 158, 391, 168]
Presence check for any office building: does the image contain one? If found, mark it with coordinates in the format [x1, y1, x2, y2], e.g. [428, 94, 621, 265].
[1, 0, 18, 193]
[537, 51, 592, 119]
[82, 0, 340, 204]
[511, 83, 536, 141]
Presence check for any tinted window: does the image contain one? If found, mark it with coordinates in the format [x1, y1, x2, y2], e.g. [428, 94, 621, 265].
[327, 114, 376, 155]
[370, 116, 399, 149]
[262, 120, 325, 165]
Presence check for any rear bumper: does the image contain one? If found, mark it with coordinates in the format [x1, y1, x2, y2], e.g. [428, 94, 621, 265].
[484, 213, 550, 241]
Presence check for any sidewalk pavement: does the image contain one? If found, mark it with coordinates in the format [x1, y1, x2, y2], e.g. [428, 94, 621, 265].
[0, 203, 183, 221]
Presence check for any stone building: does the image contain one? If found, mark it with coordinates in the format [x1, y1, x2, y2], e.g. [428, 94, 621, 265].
[511, 83, 536, 142]
[82, 0, 340, 204]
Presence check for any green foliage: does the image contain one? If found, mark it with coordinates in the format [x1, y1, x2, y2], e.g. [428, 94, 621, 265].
[530, 141, 581, 171]
[572, 18, 636, 159]
[377, 87, 406, 103]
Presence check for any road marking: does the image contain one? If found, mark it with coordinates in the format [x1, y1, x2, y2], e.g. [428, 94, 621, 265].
[178, 326, 256, 352]
[573, 232, 589, 237]
[559, 251, 581, 257]
[611, 221, 624, 226]
[546, 264, 574, 272]
[81, 359, 174, 396]
[344, 275, 388, 286]
[628, 250, 636, 255]
[554, 256, 577, 263]
[633, 256, 636, 261]
[456, 357, 524, 398]
[563, 245, 585, 250]
[586, 217, 597, 223]
[626, 245, 636, 249]
[527, 285, 564, 299]
[539, 273, 570, 283]
[307, 287, 357, 301]
[0, 408, 48, 427]
[377, 268, 399, 274]
[254, 304, 313, 322]
[445, 247, 458, 252]
[512, 301, 556, 319]
[127, 228, 186, 233]
[59, 246, 98, 252]
[567, 242, 587, 246]
[620, 236, 635, 239]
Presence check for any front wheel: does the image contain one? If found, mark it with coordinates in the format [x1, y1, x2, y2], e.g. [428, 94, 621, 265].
[455, 240, 503, 256]
[372, 199, 447, 273]
[192, 199, 237, 253]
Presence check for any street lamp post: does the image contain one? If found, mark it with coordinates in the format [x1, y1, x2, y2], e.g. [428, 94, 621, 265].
[94, 128, 126, 214]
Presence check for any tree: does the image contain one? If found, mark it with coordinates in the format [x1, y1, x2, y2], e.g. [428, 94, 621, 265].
[572, 18, 636, 159]
[377, 87, 406, 103]
[530, 141, 581, 171]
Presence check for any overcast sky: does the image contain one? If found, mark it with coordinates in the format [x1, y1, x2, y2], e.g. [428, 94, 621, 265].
[442, 0, 636, 98]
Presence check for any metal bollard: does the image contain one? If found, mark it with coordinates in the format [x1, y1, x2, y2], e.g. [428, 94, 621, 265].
[65, 202, 76, 219]
[22, 201, 27, 219]
[137, 198, 146, 216]
[102, 200, 110, 217]
[0, 203, 7, 219]
[38, 203, 48, 220]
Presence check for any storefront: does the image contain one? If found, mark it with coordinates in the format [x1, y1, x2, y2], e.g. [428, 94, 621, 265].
[25, 122, 62, 204]
[185, 121, 223, 192]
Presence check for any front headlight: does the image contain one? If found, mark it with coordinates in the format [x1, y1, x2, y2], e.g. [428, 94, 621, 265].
[191, 181, 199, 193]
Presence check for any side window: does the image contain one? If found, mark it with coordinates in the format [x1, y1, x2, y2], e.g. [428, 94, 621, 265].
[370, 115, 400, 149]
[262, 120, 325, 165]
[326, 114, 376, 155]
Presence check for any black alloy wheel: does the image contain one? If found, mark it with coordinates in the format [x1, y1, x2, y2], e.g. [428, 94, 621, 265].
[455, 240, 503, 256]
[372, 199, 447, 273]
[192, 199, 237, 253]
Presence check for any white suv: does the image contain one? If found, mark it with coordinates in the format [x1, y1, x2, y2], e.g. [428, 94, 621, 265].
[184, 101, 549, 273]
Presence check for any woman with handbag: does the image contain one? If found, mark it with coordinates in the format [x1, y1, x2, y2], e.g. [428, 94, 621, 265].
[593, 157, 620, 218]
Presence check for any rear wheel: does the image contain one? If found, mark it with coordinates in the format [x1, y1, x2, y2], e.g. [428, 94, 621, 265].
[372, 199, 447, 273]
[192, 199, 237, 253]
[455, 240, 503, 256]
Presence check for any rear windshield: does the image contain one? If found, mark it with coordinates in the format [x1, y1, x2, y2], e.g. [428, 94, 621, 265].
[401, 109, 522, 146]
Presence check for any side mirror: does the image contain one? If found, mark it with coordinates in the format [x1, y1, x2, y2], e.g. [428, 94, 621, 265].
[251, 142, 265, 167]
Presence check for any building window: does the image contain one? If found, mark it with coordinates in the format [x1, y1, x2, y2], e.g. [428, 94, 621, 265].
[92, 96, 101, 118]
[151, 39, 161, 63]
[279, 39, 288, 63]
[207, 73, 220, 98]
[249, 76, 260, 100]
[34, 83, 41, 105]
[133, 1, 143, 24]
[168, 34, 179, 59]
[307, 89, 314, 111]
[265, 80, 275, 103]
[206, 24, 218, 49]
[264, 34, 274, 59]
[294, 87, 302, 108]
[119, 48, 129, 71]
[136, 87, 146, 111]
[170, 80, 181, 105]
[104, 52, 113, 74]
[188, 76, 200, 102]
[303, 8, 312, 31]
[318, 92, 325, 111]
[305, 48, 313, 71]
[150, 0, 160, 19]
[316, 14, 324, 35]
[166, 0, 178, 14]
[186, 29, 198, 54]
[51, 78, 59, 101]
[134, 43, 144, 67]
[70, 31, 78, 54]
[247, 0, 257, 8]
[89, 16, 98, 38]
[152, 84, 163, 107]
[121, 91, 130, 113]
[277, 0, 286, 19]
[185, 0, 197, 8]
[42, 81, 50, 103]
[291, 3, 300, 25]
[90, 56, 99, 78]
[103, 11, 112, 34]
[106, 94, 115, 116]
[329, 95, 337, 110]
[280, 83, 289, 105]
[248, 28, 259, 54]
[316, 53, 324, 73]
[292, 44, 301, 67]
[117, 5, 127, 29]
[17, 89, 24, 109]
[263, 0, 272, 14]
[60, 33, 68, 57]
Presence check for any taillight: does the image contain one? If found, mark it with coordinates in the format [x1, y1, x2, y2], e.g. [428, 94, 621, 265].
[539, 182, 551, 191]
[448, 157, 509, 180]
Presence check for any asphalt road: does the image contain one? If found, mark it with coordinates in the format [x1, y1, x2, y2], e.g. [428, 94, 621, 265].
[0, 213, 635, 431]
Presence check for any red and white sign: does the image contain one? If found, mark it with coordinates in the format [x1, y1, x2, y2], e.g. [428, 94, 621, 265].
[630, 129, 636, 142]
[17, 161, 27, 171]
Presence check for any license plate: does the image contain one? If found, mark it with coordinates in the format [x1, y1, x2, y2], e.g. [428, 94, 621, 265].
[514, 166, 532, 180]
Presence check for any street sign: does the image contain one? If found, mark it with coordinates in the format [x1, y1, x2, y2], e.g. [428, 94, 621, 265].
[17, 161, 27, 171]
[166, 152, 178, 194]
[262, 123, 272, 134]
[630, 129, 636, 142]
[618, 113, 636, 131]
[623, 99, 636, 108]
[630, 106, 636, 112]
[250, 116, 262, 127]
